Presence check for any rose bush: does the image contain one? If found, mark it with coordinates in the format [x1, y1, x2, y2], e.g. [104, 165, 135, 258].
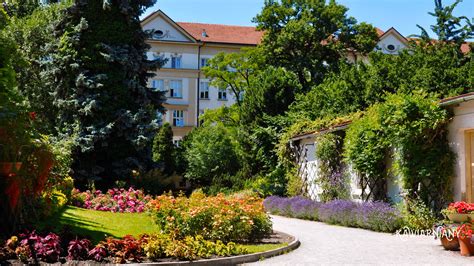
[146, 191, 272, 242]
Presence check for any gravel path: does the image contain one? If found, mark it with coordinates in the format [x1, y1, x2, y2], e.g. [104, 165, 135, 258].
[248, 215, 473, 265]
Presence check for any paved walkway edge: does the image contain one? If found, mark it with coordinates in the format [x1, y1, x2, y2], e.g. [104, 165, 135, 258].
[139, 231, 300, 266]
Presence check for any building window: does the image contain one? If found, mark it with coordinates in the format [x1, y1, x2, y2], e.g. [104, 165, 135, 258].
[169, 80, 183, 98]
[151, 79, 165, 91]
[200, 58, 209, 67]
[218, 88, 227, 100]
[172, 110, 184, 127]
[171, 55, 181, 68]
[173, 139, 181, 147]
[200, 81, 209, 99]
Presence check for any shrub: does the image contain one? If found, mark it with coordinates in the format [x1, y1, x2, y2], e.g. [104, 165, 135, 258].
[147, 192, 272, 242]
[264, 196, 320, 220]
[71, 187, 152, 213]
[17, 231, 62, 263]
[318, 200, 358, 226]
[100, 235, 145, 263]
[67, 238, 91, 260]
[143, 233, 247, 261]
[401, 197, 437, 230]
[264, 196, 402, 232]
[88, 244, 107, 262]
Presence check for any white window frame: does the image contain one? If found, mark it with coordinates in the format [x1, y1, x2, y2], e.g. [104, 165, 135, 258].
[171, 55, 182, 69]
[172, 110, 184, 127]
[151, 79, 165, 91]
[200, 81, 209, 99]
[218, 88, 227, 100]
[169, 80, 183, 98]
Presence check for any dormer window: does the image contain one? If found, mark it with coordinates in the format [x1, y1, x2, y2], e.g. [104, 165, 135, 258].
[154, 30, 164, 39]
[201, 29, 208, 38]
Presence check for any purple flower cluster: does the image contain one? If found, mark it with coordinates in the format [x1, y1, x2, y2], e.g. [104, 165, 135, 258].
[71, 187, 152, 213]
[264, 196, 402, 232]
[264, 196, 320, 220]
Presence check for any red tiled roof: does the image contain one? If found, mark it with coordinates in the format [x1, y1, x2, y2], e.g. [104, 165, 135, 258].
[376, 28, 384, 37]
[177, 22, 264, 45]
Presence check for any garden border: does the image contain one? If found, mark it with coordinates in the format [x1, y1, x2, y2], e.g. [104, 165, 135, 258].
[142, 231, 299, 265]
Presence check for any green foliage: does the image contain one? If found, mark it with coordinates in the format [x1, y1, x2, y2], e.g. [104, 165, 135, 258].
[344, 106, 389, 201]
[143, 233, 247, 261]
[345, 93, 454, 209]
[202, 48, 262, 107]
[184, 124, 241, 186]
[253, 0, 378, 89]
[241, 66, 301, 125]
[315, 132, 350, 202]
[400, 196, 438, 230]
[414, 0, 473, 43]
[37, 1, 165, 186]
[152, 123, 175, 176]
[147, 192, 272, 243]
[6, 2, 71, 132]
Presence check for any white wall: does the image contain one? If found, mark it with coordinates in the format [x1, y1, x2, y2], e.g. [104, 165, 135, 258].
[295, 134, 403, 202]
[142, 15, 192, 43]
[448, 100, 474, 201]
[377, 33, 407, 54]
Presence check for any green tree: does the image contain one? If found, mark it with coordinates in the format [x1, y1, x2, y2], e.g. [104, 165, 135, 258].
[185, 124, 241, 187]
[152, 123, 175, 176]
[414, 0, 473, 43]
[6, 2, 71, 132]
[253, 0, 378, 89]
[41, 0, 166, 187]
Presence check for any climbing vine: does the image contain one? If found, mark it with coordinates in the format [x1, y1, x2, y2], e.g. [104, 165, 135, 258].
[345, 93, 454, 211]
[315, 132, 350, 202]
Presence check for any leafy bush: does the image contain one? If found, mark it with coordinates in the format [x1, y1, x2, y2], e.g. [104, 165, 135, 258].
[17, 231, 62, 263]
[147, 191, 272, 242]
[71, 187, 152, 213]
[67, 238, 91, 260]
[264, 196, 402, 232]
[143, 233, 247, 261]
[401, 197, 438, 230]
[99, 235, 145, 263]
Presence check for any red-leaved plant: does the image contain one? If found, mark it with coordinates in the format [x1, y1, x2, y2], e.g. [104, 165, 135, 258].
[18, 231, 62, 263]
[67, 238, 91, 260]
[88, 244, 107, 262]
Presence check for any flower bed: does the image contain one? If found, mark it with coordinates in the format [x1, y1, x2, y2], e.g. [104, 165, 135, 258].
[264, 196, 402, 232]
[71, 188, 152, 213]
[146, 191, 272, 242]
[0, 231, 247, 264]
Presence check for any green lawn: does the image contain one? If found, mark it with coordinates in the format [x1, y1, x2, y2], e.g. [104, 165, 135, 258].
[35, 206, 160, 243]
[35, 206, 287, 254]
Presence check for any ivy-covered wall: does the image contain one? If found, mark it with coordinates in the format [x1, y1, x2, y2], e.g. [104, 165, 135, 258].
[287, 93, 455, 212]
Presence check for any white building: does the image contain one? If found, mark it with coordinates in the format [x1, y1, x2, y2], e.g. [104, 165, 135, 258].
[142, 10, 411, 143]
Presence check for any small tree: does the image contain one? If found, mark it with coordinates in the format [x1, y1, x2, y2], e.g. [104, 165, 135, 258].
[152, 123, 175, 176]
[185, 125, 240, 187]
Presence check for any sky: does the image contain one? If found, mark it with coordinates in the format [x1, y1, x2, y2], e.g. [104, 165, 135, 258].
[143, 0, 474, 39]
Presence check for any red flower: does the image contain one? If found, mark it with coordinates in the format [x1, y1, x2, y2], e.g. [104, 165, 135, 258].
[29, 112, 37, 121]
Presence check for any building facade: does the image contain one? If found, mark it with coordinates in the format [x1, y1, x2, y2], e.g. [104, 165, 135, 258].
[142, 10, 412, 143]
[141, 10, 263, 143]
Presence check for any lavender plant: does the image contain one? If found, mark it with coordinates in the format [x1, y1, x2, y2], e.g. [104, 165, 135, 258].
[264, 196, 402, 232]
